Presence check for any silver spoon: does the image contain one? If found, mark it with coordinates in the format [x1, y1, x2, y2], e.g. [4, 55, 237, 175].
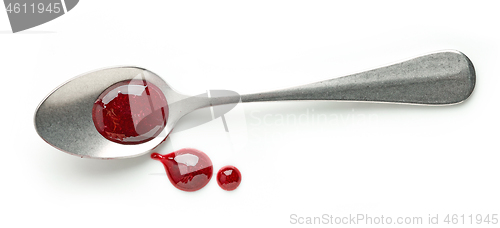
[35, 50, 475, 159]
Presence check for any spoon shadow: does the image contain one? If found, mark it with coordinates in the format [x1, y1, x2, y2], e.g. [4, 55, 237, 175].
[282, 98, 468, 112]
[243, 98, 473, 126]
[40, 145, 151, 181]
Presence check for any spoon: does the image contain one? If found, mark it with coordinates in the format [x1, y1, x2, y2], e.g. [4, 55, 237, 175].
[34, 50, 475, 159]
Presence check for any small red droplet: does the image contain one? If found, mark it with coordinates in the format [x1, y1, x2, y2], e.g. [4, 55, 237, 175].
[92, 80, 168, 145]
[151, 148, 213, 192]
[217, 165, 241, 191]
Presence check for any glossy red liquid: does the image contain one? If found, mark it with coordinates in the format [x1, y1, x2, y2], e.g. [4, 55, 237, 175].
[217, 165, 241, 191]
[151, 148, 213, 192]
[92, 80, 168, 145]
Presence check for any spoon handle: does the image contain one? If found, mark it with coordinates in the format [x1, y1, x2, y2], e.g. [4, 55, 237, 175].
[239, 50, 475, 105]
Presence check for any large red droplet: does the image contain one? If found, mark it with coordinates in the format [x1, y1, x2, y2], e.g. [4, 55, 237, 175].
[92, 80, 168, 145]
[151, 148, 213, 192]
[217, 165, 241, 191]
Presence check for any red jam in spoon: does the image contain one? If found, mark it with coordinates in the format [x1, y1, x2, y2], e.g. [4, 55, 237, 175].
[92, 80, 168, 145]
[217, 165, 242, 191]
[151, 148, 213, 192]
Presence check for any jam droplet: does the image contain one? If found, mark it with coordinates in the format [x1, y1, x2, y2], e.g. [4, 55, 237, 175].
[217, 165, 242, 191]
[151, 148, 213, 192]
[92, 80, 168, 145]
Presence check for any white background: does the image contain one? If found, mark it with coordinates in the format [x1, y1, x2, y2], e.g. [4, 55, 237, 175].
[1, 1, 499, 227]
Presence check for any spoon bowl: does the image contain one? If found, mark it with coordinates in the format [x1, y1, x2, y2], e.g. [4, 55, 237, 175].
[35, 67, 169, 158]
[35, 50, 475, 159]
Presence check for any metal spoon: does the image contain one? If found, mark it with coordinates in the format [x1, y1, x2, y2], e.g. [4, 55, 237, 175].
[34, 50, 475, 159]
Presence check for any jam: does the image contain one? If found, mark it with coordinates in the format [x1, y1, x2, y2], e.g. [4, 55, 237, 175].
[92, 80, 168, 144]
